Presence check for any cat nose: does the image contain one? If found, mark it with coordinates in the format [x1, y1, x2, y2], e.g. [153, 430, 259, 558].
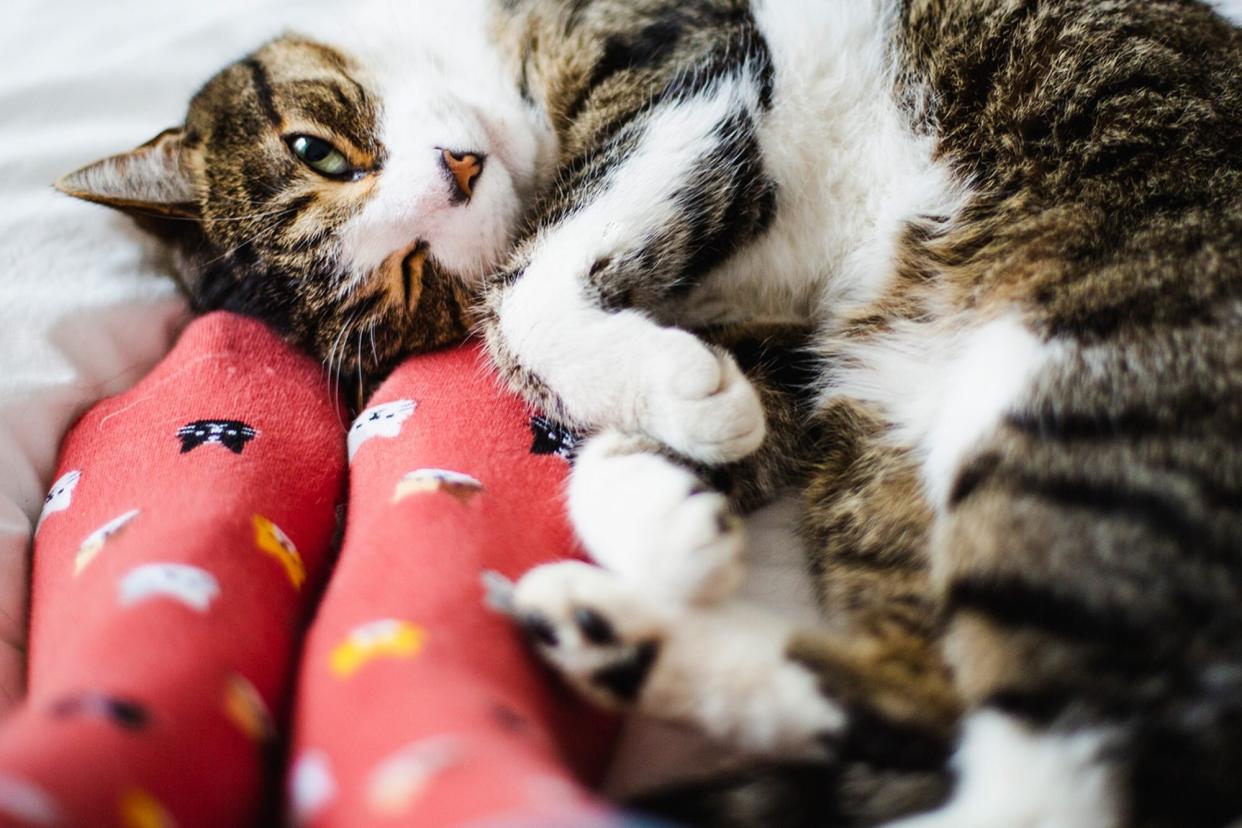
[440, 148, 484, 201]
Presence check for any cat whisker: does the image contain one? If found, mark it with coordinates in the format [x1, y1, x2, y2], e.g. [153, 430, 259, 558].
[355, 326, 365, 411]
[198, 218, 294, 268]
[325, 313, 354, 421]
[197, 206, 304, 224]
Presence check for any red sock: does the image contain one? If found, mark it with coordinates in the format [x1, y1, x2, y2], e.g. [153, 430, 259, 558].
[287, 342, 620, 828]
[0, 312, 346, 827]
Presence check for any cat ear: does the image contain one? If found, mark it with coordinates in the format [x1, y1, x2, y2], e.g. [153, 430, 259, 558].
[55, 128, 199, 219]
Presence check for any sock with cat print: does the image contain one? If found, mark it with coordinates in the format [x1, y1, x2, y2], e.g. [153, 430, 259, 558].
[0, 311, 347, 828]
[286, 341, 634, 828]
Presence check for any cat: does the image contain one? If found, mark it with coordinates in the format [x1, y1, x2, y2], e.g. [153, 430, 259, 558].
[56, 0, 1242, 825]
[481, 3, 1242, 827]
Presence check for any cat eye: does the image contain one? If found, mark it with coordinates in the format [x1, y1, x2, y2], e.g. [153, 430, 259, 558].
[286, 135, 354, 179]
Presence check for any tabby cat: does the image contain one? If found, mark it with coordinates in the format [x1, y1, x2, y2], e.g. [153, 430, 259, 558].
[59, 0, 1242, 826]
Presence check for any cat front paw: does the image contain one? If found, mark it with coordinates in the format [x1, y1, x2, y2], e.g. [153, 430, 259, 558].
[569, 431, 745, 603]
[637, 330, 766, 465]
[510, 561, 668, 710]
[506, 561, 846, 756]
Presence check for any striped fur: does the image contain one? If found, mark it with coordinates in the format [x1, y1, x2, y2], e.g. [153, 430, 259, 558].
[486, 1, 1242, 826]
[57, 0, 1242, 824]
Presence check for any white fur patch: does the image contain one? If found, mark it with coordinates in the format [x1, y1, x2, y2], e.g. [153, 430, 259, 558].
[569, 431, 745, 603]
[884, 711, 1119, 828]
[923, 316, 1059, 506]
[827, 315, 1059, 509]
[311, 0, 555, 290]
[677, 0, 968, 328]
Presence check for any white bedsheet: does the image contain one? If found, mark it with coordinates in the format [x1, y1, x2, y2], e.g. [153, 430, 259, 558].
[3, 0, 1240, 798]
[0, 0, 340, 708]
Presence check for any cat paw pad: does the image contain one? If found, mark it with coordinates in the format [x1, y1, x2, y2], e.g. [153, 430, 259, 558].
[510, 562, 665, 708]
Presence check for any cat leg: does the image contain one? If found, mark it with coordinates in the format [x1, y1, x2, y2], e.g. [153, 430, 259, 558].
[508, 560, 845, 758]
[789, 399, 964, 739]
[481, 75, 776, 465]
[485, 279, 765, 466]
[569, 430, 747, 604]
[545, 398, 961, 754]
[884, 427, 1242, 824]
[880, 332, 1242, 828]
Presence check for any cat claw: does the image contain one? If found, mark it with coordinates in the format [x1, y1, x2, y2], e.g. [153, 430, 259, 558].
[481, 570, 518, 616]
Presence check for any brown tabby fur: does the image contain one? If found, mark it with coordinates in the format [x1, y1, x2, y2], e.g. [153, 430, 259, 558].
[764, 2, 1242, 825]
[57, 36, 473, 409]
[57, 0, 1242, 824]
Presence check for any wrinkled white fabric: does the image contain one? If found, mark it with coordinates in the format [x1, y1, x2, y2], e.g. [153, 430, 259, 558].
[0, 0, 334, 709]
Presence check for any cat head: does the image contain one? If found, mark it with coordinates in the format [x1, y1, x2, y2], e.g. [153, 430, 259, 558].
[57, 12, 546, 387]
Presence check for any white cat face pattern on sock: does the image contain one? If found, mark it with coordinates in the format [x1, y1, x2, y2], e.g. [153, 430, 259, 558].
[348, 400, 417, 463]
[0, 774, 61, 826]
[118, 563, 220, 613]
[392, 469, 484, 503]
[35, 469, 81, 534]
[366, 737, 462, 816]
[75, 508, 141, 575]
[290, 750, 337, 826]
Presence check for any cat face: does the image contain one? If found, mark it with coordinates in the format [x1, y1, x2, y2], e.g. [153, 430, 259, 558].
[290, 750, 337, 826]
[75, 508, 141, 575]
[252, 515, 306, 589]
[51, 693, 149, 730]
[392, 468, 484, 503]
[57, 1, 547, 384]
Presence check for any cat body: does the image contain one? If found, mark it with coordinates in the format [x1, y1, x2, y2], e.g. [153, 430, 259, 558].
[58, 1, 1242, 825]
[485, 2, 1242, 826]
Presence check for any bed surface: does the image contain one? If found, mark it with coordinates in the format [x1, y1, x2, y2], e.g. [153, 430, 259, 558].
[4, 0, 1241, 799]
